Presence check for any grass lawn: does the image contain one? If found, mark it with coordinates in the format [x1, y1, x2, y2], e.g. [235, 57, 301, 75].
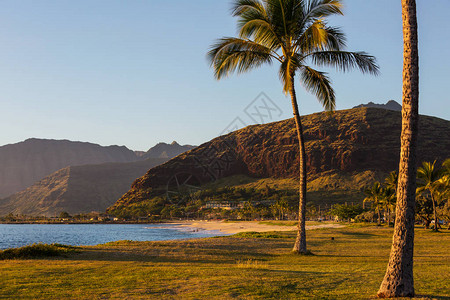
[0, 225, 448, 299]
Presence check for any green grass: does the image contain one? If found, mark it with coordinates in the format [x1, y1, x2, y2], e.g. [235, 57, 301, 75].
[258, 220, 330, 226]
[258, 220, 298, 226]
[0, 226, 448, 299]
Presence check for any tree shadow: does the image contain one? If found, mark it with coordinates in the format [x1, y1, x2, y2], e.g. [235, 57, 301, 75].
[338, 231, 377, 239]
[55, 244, 277, 265]
[413, 295, 450, 300]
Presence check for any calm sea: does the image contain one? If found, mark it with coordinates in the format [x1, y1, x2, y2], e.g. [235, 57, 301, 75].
[0, 224, 225, 249]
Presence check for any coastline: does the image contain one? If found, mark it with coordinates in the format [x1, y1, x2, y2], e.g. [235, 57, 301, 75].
[178, 220, 344, 234]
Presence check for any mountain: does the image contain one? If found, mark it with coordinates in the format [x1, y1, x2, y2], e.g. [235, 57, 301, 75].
[0, 139, 139, 198]
[0, 158, 168, 217]
[108, 107, 450, 215]
[142, 141, 196, 159]
[353, 100, 402, 111]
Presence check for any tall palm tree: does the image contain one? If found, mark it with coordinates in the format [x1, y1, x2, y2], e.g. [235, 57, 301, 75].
[378, 0, 419, 297]
[364, 182, 384, 225]
[417, 161, 447, 231]
[208, 0, 378, 254]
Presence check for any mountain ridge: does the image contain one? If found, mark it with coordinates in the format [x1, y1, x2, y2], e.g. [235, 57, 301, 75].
[353, 100, 402, 111]
[0, 138, 196, 199]
[0, 158, 168, 216]
[108, 107, 450, 214]
[0, 138, 139, 198]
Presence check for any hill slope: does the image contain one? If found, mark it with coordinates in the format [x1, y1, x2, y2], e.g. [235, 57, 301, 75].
[0, 158, 168, 216]
[109, 107, 450, 213]
[0, 139, 139, 198]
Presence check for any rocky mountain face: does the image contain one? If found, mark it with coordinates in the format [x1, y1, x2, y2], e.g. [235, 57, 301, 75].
[0, 158, 168, 216]
[353, 100, 402, 111]
[108, 107, 450, 213]
[0, 139, 139, 198]
[142, 141, 195, 159]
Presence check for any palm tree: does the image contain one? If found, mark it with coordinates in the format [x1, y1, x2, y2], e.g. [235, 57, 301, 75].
[378, 0, 419, 297]
[417, 161, 447, 231]
[363, 182, 384, 225]
[442, 158, 450, 175]
[384, 171, 398, 226]
[208, 0, 378, 254]
[385, 171, 398, 192]
[382, 186, 396, 226]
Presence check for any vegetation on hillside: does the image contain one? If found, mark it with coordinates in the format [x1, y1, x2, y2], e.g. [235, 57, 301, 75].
[106, 161, 449, 232]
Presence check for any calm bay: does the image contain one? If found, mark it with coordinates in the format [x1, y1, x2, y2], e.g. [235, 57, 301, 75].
[0, 224, 224, 249]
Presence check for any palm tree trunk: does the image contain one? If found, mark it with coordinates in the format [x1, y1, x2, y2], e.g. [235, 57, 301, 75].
[432, 195, 438, 232]
[377, 0, 418, 297]
[378, 209, 381, 226]
[290, 75, 308, 254]
[388, 208, 391, 226]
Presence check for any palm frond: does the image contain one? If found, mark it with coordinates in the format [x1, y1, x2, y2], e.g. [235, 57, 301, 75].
[278, 55, 300, 94]
[308, 51, 380, 75]
[299, 66, 335, 111]
[304, 0, 343, 24]
[417, 161, 443, 184]
[442, 158, 450, 175]
[321, 25, 347, 50]
[297, 18, 328, 52]
[385, 171, 398, 191]
[264, 0, 297, 39]
[208, 37, 274, 79]
[237, 13, 281, 49]
[232, 0, 266, 17]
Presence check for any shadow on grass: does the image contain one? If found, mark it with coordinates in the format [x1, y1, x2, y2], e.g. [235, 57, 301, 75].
[232, 232, 294, 239]
[57, 238, 283, 265]
[414, 295, 450, 300]
[337, 231, 377, 239]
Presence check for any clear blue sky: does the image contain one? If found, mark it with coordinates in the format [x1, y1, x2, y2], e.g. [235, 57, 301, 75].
[0, 0, 448, 151]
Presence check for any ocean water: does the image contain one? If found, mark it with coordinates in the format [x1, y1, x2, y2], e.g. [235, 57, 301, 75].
[0, 223, 225, 249]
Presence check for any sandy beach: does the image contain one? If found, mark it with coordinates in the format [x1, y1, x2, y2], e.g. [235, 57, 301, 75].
[179, 221, 344, 234]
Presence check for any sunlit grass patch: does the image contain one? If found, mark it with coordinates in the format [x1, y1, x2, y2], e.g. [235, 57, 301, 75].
[236, 258, 268, 269]
[259, 220, 297, 226]
[99, 240, 137, 246]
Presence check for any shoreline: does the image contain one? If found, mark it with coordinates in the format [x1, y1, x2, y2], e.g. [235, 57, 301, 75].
[0, 220, 345, 235]
[178, 220, 344, 234]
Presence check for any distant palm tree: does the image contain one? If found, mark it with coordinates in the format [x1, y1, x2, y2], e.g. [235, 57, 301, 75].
[382, 186, 396, 226]
[385, 171, 398, 193]
[364, 182, 384, 225]
[378, 0, 419, 297]
[208, 0, 378, 254]
[384, 171, 398, 226]
[442, 158, 450, 175]
[417, 161, 447, 231]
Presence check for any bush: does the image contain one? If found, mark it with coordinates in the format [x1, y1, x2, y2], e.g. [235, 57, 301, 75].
[0, 243, 79, 260]
[355, 211, 376, 222]
[329, 204, 364, 221]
